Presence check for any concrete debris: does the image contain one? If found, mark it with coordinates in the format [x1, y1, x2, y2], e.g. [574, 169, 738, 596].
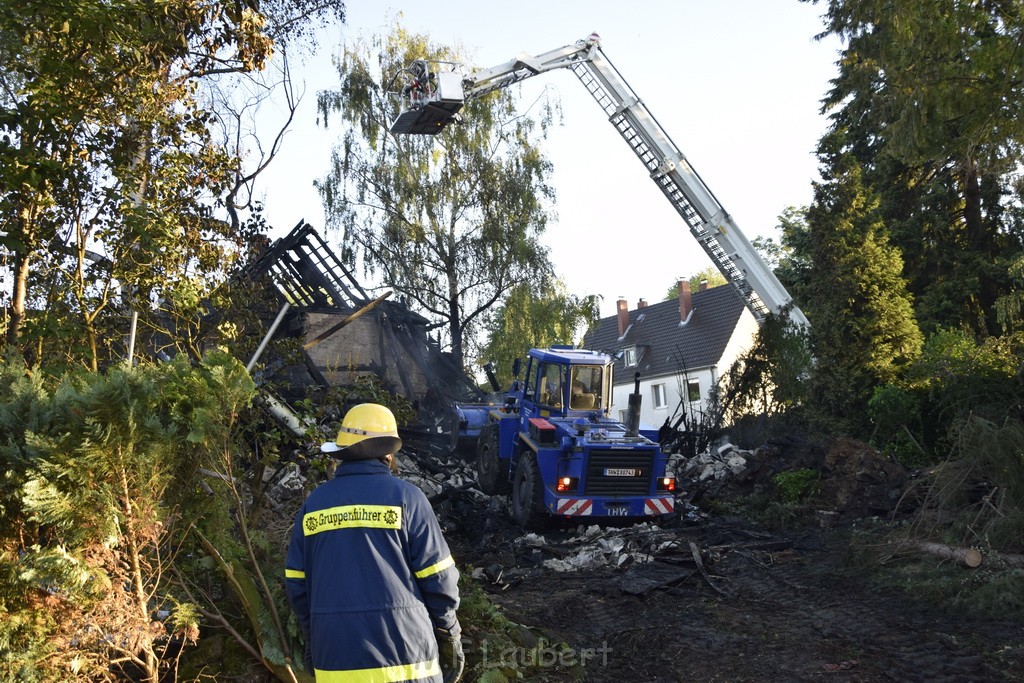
[274, 463, 306, 493]
[255, 460, 310, 515]
[395, 445, 483, 506]
[542, 535, 651, 573]
[403, 473, 444, 499]
[514, 533, 548, 548]
[678, 446, 753, 484]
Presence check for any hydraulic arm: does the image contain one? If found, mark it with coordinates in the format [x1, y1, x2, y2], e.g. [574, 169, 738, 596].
[390, 34, 808, 327]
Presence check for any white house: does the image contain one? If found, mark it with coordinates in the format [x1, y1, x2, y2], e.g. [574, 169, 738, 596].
[583, 279, 759, 431]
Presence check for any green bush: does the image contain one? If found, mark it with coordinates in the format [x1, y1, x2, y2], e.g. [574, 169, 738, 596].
[0, 352, 310, 682]
[885, 429, 930, 469]
[868, 384, 930, 466]
[773, 468, 820, 504]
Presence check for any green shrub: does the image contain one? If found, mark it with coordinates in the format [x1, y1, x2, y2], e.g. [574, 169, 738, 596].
[885, 429, 930, 469]
[773, 468, 820, 504]
[869, 384, 930, 466]
[0, 352, 309, 682]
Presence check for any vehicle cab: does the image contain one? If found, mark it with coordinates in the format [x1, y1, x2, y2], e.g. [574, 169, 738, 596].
[521, 346, 612, 418]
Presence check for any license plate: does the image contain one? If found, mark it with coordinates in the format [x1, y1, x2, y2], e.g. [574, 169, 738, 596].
[606, 505, 629, 516]
[604, 468, 638, 477]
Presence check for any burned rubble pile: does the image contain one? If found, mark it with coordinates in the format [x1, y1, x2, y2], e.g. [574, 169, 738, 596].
[385, 437, 814, 598]
[257, 425, 909, 606]
[675, 435, 909, 519]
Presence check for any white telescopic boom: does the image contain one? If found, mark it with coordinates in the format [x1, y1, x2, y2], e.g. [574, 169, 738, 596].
[390, 34, 808, 327]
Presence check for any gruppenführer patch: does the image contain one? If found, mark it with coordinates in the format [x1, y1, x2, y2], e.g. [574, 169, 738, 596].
[303, 505, 402, 535]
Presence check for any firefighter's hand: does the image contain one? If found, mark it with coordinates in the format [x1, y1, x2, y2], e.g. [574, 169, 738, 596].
[436, 625, 464, 683]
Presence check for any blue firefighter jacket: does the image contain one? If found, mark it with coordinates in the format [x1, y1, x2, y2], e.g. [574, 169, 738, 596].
[285, 459, 460, 683]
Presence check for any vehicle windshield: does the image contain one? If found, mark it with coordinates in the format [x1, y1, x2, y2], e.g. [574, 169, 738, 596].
[569, 365, 605, 410]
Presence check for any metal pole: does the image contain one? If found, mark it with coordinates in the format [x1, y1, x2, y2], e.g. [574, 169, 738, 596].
[127, 310, 138, 367]
[247, 301, 291, 373]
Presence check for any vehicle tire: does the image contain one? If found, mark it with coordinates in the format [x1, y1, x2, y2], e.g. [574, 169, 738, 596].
[511, 452, 546, 529]
[476, 424, 508, 495]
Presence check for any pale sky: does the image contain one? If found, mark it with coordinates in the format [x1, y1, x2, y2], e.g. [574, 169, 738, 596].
[256, 1, 842, 318]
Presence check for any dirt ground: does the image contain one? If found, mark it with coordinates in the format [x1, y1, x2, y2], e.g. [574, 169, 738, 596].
[446, 510, 1024, 683]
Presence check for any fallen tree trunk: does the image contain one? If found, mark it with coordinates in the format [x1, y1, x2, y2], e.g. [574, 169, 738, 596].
[907, 540, 983, 568]
[998, 552, 1024, 569]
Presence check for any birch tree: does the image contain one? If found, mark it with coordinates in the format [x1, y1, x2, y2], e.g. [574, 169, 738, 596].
[317, 23, 558, 369]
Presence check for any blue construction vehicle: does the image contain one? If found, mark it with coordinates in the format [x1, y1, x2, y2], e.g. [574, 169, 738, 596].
[467, 346, 676, 528]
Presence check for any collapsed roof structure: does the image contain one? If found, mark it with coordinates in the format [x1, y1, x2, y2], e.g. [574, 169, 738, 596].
[243, 221, 488, 438]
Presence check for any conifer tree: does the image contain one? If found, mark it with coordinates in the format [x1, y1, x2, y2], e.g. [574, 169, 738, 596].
[805, 130, 923, 429]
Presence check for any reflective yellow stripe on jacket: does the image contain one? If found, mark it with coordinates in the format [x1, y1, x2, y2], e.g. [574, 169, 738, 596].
[315, 658, 440, 682]
[413, 555, 454, 580]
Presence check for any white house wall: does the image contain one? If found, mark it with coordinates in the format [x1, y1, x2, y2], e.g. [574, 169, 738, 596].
[610, 367, 717, 431]
[719, 308, 760, 380]
[608, 307, 759, 431]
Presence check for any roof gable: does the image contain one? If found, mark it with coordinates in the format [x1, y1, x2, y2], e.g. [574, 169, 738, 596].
[583, 285, 747, 380]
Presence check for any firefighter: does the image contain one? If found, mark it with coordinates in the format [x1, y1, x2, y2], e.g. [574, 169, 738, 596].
[285, 403, 464, 682]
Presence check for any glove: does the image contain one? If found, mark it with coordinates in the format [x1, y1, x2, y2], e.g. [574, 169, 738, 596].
[436, 625, 465, 683]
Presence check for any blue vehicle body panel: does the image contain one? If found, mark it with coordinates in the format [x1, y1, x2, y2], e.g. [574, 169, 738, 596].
[459, 347, 675, 521]
[454, 402, 500, 442]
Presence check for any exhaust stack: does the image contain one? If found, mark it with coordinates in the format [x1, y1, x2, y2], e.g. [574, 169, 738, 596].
[625, 372, 642, 437]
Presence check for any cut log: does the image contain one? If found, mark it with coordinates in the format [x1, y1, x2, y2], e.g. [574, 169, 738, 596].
[908, 540, 983, 568]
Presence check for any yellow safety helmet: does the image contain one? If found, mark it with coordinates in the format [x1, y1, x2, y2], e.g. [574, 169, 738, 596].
[321, 403, 402, 460]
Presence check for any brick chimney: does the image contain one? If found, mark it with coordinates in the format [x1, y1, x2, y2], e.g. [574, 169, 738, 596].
[699, 279, 709, 292]
[678, 279, 692, 322]
[638, 298, 648, 309]
[617, 297, 629, 336]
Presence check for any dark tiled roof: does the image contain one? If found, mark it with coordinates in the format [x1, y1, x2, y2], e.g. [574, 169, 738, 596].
[583, 285, 746, 382]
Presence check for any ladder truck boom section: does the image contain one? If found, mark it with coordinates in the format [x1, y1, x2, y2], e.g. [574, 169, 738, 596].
[390, 33, 808, 327]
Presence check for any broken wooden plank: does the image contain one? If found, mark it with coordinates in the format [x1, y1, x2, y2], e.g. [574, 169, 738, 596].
[427, 482, 480, 507]
[690, 541, 730, 597]
[303, 291, 392, 350]
[707, 539, 796, 553]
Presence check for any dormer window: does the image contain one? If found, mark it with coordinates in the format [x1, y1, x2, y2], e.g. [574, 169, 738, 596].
[623, 347, 637, 367]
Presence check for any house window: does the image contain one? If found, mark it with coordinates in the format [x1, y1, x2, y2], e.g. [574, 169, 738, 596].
[687, 379, 701, 402]
[623, 347, 637, 367]
[652, 383, 667, 409]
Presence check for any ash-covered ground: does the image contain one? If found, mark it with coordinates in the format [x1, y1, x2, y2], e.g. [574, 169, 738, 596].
[266, 436, 1024, 682]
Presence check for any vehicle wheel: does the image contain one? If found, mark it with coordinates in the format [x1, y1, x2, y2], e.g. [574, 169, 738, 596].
[511, 453, 546, 529]
[476, 424, 508, 495]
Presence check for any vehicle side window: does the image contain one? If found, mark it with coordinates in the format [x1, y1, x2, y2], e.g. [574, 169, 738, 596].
[522, 358, 534, 399]
[538, 363, 564, 408]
